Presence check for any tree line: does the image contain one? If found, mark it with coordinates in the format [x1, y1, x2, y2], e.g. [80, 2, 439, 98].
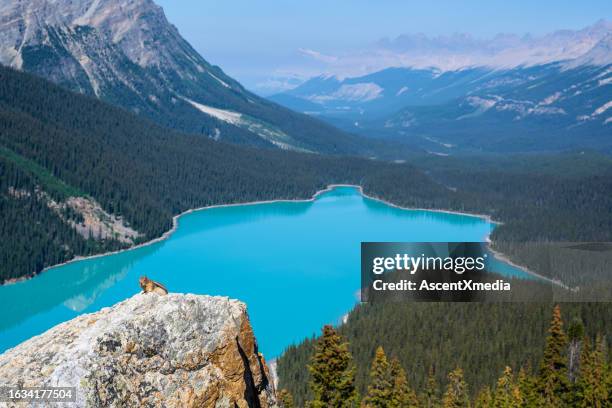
[278, 305, 610, 407]
[0, 65, 449, 282]
[277, 303, 612, 407]
[2, 65, 612, 287]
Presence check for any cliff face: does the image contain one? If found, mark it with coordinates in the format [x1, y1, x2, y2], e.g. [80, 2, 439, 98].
[0, 293, 277, 408]
[0, 0, 240, 94]
[0, 0, 369, 154]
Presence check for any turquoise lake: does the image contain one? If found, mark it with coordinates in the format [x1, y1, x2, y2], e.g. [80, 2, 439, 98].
[0, 186, 530, 357]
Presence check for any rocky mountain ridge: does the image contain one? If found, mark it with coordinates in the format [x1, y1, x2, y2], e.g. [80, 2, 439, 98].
[0, 0, 375, 155]
[376, 19, 612, 71]
[271, 33, 612, 153]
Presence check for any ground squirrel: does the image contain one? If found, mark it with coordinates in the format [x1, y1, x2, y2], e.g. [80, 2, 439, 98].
[139, 276, 168, 295]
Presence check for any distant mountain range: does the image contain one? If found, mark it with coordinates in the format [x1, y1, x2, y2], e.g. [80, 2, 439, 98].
[0, 0, 393, 156]
[270, 30, 612, 153]
[0, 1, 609, 155]
[269, 20, 612, 86]
[374, 20, 612, 71]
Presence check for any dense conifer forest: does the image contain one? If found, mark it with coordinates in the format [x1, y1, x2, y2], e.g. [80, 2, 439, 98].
[0, 65, 449, 282]
[362, 152, 612, 287]
[2, 65, 611, 286]
[1, 64, 610, 408]
[278, 305, 612, 407]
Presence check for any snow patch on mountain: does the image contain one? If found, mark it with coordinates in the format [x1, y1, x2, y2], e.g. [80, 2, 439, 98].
[184, 98, 244, 126]
[576, 100, 611, 123]
[539, 92, 562, 106]
[335, 83, 383, 101]
[593, 101, 612, 116]
[528, 106, 566, 116]
[396, 86, 409, 96]
[183, 97, 310, 152]
[209, 71, 231, 88]
[599, 77, 612, 87]
[458, 96, 499, 119]
[308, 82, 383, 102]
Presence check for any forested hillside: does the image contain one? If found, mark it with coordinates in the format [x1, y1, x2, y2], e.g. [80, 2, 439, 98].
[2, 59, 611, 408]
[0, 0, 412, 158]
[278, 303, 612, 407]
[278, 152, 612, 403]
[404, 154, 612, 288]
[2, 64, 612, 287]
[0, 65, 445, 282]
[272, 59, 612, 154]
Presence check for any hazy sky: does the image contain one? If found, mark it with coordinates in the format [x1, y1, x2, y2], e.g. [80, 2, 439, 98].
[155, 0, 611, 93]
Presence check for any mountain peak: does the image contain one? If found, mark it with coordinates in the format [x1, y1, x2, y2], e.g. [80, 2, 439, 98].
[0, 0, 194, 70]
[565, 32, 612, 68]
[588, 18, 612, 34]
[295, 20, 612, 79]
[0, 0, 374, 155]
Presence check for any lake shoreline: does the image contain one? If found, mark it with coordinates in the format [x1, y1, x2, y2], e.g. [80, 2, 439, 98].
[355, 187, 570, 288]
[486, 246, 570, 289]
[2, 184, 547, 286]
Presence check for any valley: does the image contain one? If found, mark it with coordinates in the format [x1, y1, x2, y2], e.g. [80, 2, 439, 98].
[0, 1, 610, 407]
[2, 64, 612, 289]
[271, 37, 611, 153]
[0, 0, 413, 159]
[0, 186, 531, 357]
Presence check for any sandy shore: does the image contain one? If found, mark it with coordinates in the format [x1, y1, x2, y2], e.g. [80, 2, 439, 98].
[1, 184, 552, 287]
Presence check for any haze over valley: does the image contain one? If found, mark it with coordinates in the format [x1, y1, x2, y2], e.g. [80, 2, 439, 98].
[270, 21, 612, 153]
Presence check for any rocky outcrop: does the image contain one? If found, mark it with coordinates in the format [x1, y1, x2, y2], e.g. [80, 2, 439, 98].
[0, 0, 245, 109]
[51, 196, 141, 244]
[0, 293, 277, 408]
[0, 0, 220, 81]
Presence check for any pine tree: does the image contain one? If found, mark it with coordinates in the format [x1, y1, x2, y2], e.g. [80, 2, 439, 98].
[442, 368, 470, 408]
[473, 387, 492, 408]
[576, 335, 608, 408]
[420, 366, 441, 408]
[606, 357, 612, 408]
[538, 304, 569, 407]
[593, 335, 609, 407]
[389, 358, 419, 408]
[307, 325, 358, 408]
[517, 365, 541, 408]
[278, 389, 295, 408]
[492, 367, 521, 408]
[363, 346, 394, 408]
[575, 336, 592, 408]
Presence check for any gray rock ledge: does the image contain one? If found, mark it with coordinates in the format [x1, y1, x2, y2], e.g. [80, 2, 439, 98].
[0, 293, 277, 407]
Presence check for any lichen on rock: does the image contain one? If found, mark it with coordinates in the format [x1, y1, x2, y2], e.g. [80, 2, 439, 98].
[0, 293, 278, 407]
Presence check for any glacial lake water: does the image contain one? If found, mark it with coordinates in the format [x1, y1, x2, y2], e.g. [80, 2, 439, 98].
[0, 186, 531, 357]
